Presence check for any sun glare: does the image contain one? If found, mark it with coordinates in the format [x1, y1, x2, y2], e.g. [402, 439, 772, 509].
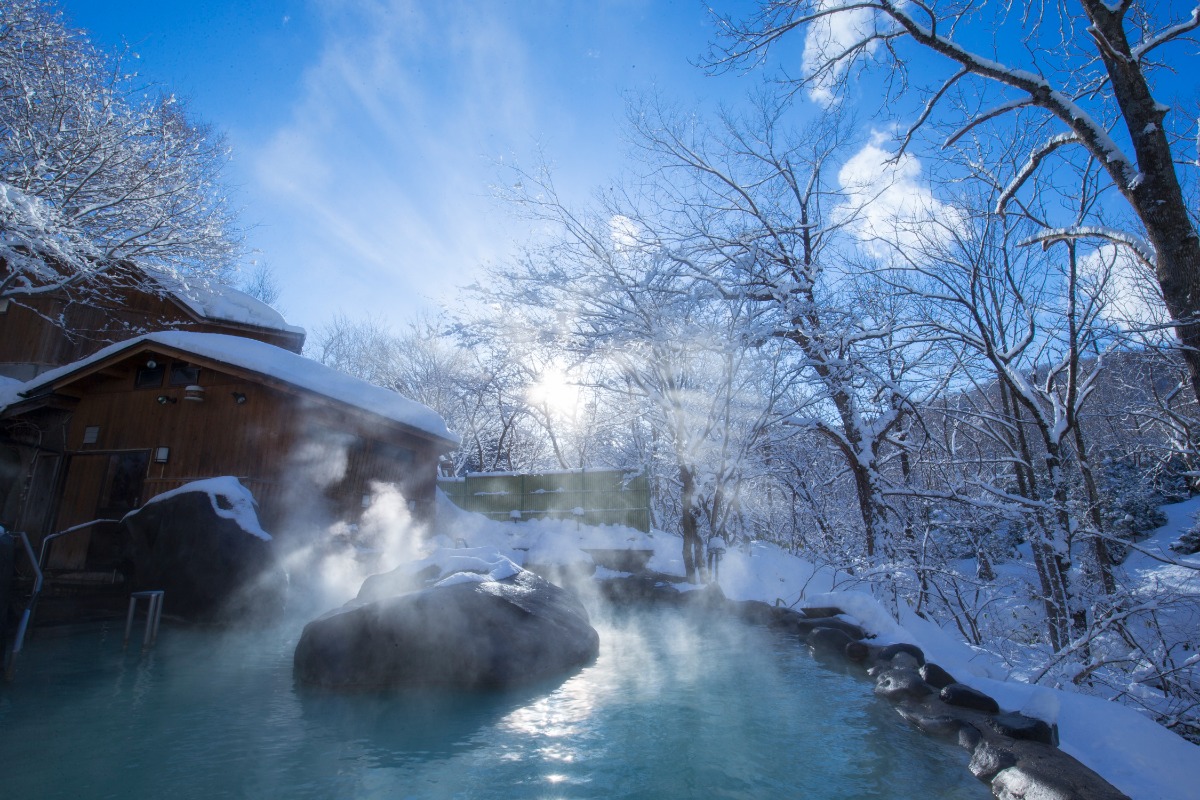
[529, 367, 580, 416]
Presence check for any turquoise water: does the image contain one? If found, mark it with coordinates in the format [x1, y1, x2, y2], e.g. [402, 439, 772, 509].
[1, 607, 987, 799]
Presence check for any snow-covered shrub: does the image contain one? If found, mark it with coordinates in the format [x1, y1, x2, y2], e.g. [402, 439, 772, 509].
[1102, 456, 1169, 562]
[1171, 519, 1200, 556]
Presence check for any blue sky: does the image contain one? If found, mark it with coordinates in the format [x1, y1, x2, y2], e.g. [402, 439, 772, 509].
[53, 1, 1197, 339]
[58, 1, 765, 335]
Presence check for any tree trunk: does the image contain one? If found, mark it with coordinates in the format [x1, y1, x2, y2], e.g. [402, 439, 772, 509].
[679, 465, 704, 583]
[1004, 384, 1073, 651]
[849, 460, 880, 558]
[1082, 0, 1200, 405]
[1072, 420, 1116, 595]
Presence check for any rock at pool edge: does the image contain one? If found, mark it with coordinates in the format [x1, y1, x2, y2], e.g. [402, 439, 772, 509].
[293, 568, 600, 690]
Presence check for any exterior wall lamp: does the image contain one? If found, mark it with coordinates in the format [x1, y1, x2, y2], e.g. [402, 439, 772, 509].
[231, 392, 247, 405]
[156, 395, 177, 405]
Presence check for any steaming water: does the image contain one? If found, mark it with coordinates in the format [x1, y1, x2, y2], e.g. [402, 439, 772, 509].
[1, 607, 987, 799]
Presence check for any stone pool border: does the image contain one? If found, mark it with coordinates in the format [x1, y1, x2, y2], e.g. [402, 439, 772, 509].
[592, 573, 1131, 800]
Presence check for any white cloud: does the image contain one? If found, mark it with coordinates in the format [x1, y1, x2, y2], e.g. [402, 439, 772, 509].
[835, 134, 966, 257]
[1080, 244, 1170, 334]
[802, 2, 880, 106]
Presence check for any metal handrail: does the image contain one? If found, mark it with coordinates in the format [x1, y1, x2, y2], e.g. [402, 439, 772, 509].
[4, 519, 123, 681]
[5, 531, 42, 681]
[37, 518, 122, 574]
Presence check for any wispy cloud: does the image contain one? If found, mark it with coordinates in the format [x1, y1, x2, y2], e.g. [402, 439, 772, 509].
[250, 0, 544, 327]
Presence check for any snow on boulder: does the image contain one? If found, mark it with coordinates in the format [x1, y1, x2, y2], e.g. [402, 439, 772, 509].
[140, 476, 271, 540]
[294, 562, 599, 690]
[121, 477, 286, 622]
[355, 547, 523, 602]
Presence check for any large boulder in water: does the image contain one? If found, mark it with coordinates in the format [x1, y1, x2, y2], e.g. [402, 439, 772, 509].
[293, 561, 599, 690]
[121, 477, 286, 622]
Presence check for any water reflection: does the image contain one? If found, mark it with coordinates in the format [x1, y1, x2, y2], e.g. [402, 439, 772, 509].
[0, 607, 990, 799]
[297, 678, 576, 768]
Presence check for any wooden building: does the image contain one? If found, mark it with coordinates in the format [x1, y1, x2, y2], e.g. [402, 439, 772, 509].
[0, 261, 305, 381]
[0, 331, 459, 568]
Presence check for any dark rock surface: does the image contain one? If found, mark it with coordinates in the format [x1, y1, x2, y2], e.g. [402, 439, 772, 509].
[798, 606, 845, 619]
[806, 626, 857, 657]
[940, 682, 1000, 714]
[121, 485, 285, 622]
[877, 642, 926, 667]
[895, 703, 969, 740]
[992, 740, 1131, 800]
[968, 739, 1018, 781]
[0, 532, 12, 658]
[844, 641, 870, 662]
[725, 601, 868, 641]
[873, 667, 934, 701]
[987, 712, 1058, 746]
[920, 662, 957, 690]
[594, 571, 688, 605]
[294, 568, 599, 690]
[890, 694, 1126, 799]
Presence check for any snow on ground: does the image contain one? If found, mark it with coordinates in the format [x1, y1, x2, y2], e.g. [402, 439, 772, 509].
[429, 488, 657, 567]
[138, 476, 271, 540]
[422, 490, 1200, 800]
[1123, 496, 1200, 597]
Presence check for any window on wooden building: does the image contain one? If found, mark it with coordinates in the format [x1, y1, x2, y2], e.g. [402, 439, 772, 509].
[97, 451, 151, 518]
[169, 362, 201, 386]
[375, 443, 415, 465]
[135, 362, 165, 388]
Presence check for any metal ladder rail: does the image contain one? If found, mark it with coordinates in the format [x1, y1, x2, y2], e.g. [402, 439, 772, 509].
[123, 590, 165, 651]
[5, 531, 43, 681]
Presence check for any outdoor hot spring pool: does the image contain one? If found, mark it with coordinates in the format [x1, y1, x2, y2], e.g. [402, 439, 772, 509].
[0, 606, 988, 799]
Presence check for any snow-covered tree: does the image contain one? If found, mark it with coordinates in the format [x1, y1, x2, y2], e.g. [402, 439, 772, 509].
[624, 99, 943, 564]
[710, 0, 1200, 405]
[1, 0, 240, 309]
[490, 165, 789, 581]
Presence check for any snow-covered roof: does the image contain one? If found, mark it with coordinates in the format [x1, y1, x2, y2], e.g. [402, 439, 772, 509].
[0, 374, 25, 411]
[19, 331, 459, 445]
[156, 275, 306, 336]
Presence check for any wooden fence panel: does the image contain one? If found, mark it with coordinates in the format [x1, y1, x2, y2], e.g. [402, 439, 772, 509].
[437, 469, 650, 531]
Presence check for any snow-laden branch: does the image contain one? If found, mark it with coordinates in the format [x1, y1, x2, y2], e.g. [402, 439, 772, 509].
[1131, 4, 1200, 61]
[996, 133, 1079, 214]
[1019, 226, 1157, 269]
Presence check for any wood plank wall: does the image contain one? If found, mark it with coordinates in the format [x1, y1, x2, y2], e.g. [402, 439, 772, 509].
[46, 351, 441, 562]
[0, 283, 303, 378]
